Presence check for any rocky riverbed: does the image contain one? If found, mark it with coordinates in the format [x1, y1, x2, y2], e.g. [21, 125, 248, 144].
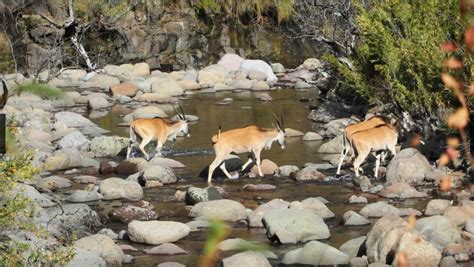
[1, 55, 473, 266]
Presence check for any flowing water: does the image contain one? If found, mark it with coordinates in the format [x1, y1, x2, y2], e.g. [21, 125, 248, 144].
[87, 88, 431, 266]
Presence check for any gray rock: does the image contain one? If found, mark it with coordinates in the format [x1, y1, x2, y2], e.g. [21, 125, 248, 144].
[88, 97, 112, 110]
[58, 131, 90, 151]
[69, 248, 106, 267]
[40, 204, 101, 229]
[151, 77, 184, 96]
[262, 208, 330, 244]
[112, 200, 158, 223]
[217, 53, 245, 71]
[440, 256, 459, 267]
[271, 63, 285, 73]
[198, 64, 229, 88]
[343, 210, 370, 226]
[66, 189, 102, 203]
[75, 234, 124, 266]
[248, 70, 267, 81]
[359, 201, 399, 218]
[239, 59, 278, 84]
[425, 199, 452, 216]
[466, 218, 474, 234]
[302, 132, 323, 141]
[222, 251, 271, 267]
[128, 220, 190, 245]
[99, 178, 143, 200]
[248, 199, 290, 228]
[379, 182, 428, 198]
[37, 175, 72, 190]
[12, 183, 54, 208]
[142, 165, 177, 184]
[90, 136, 129, 157]
[44, 148, 82, 171]
[349, 195, 368, 204]
[365, 214, 407, 263]
[282, 240, 349, 265]
[394, 231, 441, 267]
[185, 186, 223, 205]
[349, 257, 368, 267]
[189, 200, 246, 221]
[54, 111, 97, 128]
[149, 157, 186, 168]
[157, 263, 185, 267]
[298, 198, 335, 219]
[218, 238, 276, 259]
[318, 135, 343, 154]
[231, 79, 253, 90]
[292, 165, 325, 181]
[251, 80, 270, 91]
[368, 184, 384, 194]
[97, 228, 119, 240]
[295, 80, 312, 89]
[415, 215, 461, 251]
[143, 243, 188, 255]
[303, 58, 322, 70]
[354, 176, 372, 192]
[273, 165, 299, 177]
[339, 236, 366, 258]
[386, 148, 442, 184]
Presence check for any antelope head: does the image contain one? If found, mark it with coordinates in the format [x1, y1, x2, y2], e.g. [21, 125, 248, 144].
[273, 113, 286, 149]
[172, 103, 190, 138]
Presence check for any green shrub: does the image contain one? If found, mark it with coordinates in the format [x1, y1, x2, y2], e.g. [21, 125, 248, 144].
[326, 0, 468, 118]
[15, 82, 64, 99]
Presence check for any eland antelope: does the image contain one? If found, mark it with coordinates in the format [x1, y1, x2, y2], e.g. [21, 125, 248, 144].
[126, 104, 190, 160]
[336, 115, 388, 175]
[350, 120, 398, 177]
[207, 114, 286, 184]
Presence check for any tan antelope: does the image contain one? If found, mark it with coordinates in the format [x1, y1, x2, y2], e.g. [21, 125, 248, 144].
[350, 120, 398, 177]
[207, 114, 286, 184]
[126, 104, 190, 160]
[336, 115, 388, 175]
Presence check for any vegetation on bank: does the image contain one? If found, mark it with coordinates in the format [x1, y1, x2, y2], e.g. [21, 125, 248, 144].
[326, 0, 467, 119]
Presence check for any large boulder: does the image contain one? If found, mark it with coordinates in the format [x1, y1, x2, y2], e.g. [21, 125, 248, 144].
[239, 59, 277, 84]
[122, 106, 167, 124]
[110, 82, 138, 97]
[298, 198, 335, 219]
[69, 248, 106, 267]
[127, 220, 190, 245]
[394, 232, 442, 267]
[425, 199, 452, 216]
[386, 148, 443, 184]
[90, 136, 128, 157]
[189, 200, 246, 221]
[185, 186, 223, 205]
[217, 53, 245, 71]
[415, 215, 461, 251]
[262, 208, 330, 244]
[132, 62, 150, 77]
[222, 251, 271, 267]
[318, 135, 343, 154]
[378, 182, 428, 199]
[40, 204, 101, 229]
[248, 199, 290, 228]
[44, 148, 82, 171]
[366, 214, 407, 263]
[339, 236, 366, 258]
[75, 234, 123, 266]
[360, 201, 400, 218]
[250, 159, 278, 176]
[198, 64, 229, 88]
[88, 97, 112, 110]
[99, 178, 143, 200]
[282, 241, 350, 265]
[12, 183, 54, 208]
[58, 131, 90, 151]
[54, 111, 97, 128]
[151, 77, 184, 96]
[142, 165, 177, 184]
[343, 210, 370, 226]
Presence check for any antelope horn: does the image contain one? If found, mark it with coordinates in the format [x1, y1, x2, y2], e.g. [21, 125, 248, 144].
[280, 114, 285, 133]
[172, 105, 183, 120]
[179, 102, 185, 120]
[272, 113, 282, 131]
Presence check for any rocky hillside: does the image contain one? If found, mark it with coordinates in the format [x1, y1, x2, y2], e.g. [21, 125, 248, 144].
[0, 0, 356, 75]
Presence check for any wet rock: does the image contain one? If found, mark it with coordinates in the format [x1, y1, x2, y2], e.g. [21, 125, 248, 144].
[90, 136, 128, 157]
[222, 251, 271, 267]
[218, 238, 276, 259]
[242, 184, 276, 191]
[379, 182, 428, 199]
[12, 183, 54, 208]
[339, 236, 366, 258]
[127, 220, 190, 245]
[285, 128, 304, 137]
[98, 228, 119, 240]
[343, 210, 370, 226]
[66, 188, 102, 203]
[40, 204, 101, 229]
[88, 97, 112, 110]
[353, 176, 372, 192]
[189, 200, 246, 221]
[119, 244, 138, 252]
[295, 80, 312, 89]
[99, 161, 114, 174]
[368, 184, 384, 194]
[248, 199, 290, 228]
[123, 106, 167, 123]
[198, 64, 229, 88]
[256, 93, 273, 101]
[273, 165, 299, 177]
[142, 165, 177, 184]
[239, 59, 278, 84]
[179, 80, 201, 90]
[321, 118, 359, 137]
[302, 132, 323, 141]
[282, 240, 349, 265]
[217, 53, 245, 71]
[137, 93, 177, 103]
[318, 135, 343, 153]
[386, 148, 444, 184]
[99, 178, 143, 200]
[38, 175, 72, 190]
[250, 80, 270, 91]
[425, 199, 452, 216]
[292, 165, 325, 181]
[149, 157, 186, 168]
[115, 158, 149, 175]
[366, 214, 407, 263]
[349, 195, 368, 204]
[262, 208, 330, 244]
[415, 215, 461, 250]
[157, 263, 185, 267]
[75, 234, 124, 266]
[143, 243, 187, 255]
[231, 79, 253, 90]
[186, 220, 211, 232]
[58, 131, 90, 151]
[110, 82, 138, 97]
[80, 74, 120, 90]
[308, 102, 361, 123]
[296, 198, 335, 219]
[303, 58, 322, 70]
[359, 201, 399, 218]
[151, 77, 184, 96]
[73, 175, 99, 184]
[185, 186, 223, 205]
[271, 63, 285, 73]
[250, 159, 278, 176]
[394, 231, 442, 267]
[69, 248, 106, 267]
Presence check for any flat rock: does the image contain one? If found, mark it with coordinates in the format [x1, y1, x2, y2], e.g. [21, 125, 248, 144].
[282, 240, 349, 265]
[359, 201, 399, 218]
[99, 178, 143, 200]
[143, 243, 188, 255]
[189, 199, 246, 221]
[128, 220, 190, 245]
[343, 210, 370, 226]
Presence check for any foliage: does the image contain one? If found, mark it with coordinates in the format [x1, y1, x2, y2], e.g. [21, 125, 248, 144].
[15, 82, 64, 99]
[73, 0, 130, 23]
[326, 0, 467, 118]
[0, 152, 74, 266]
[195, 0, 294, 24]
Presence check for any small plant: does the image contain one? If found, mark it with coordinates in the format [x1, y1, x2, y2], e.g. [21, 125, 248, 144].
[15, 82, 64, 99]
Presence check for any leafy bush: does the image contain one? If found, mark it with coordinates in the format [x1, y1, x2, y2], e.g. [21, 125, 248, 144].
[326, 0, 468, 118]
[15, 82, 64, 99]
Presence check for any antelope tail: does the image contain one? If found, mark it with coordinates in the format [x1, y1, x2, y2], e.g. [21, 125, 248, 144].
[211, 125, 221, 145]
